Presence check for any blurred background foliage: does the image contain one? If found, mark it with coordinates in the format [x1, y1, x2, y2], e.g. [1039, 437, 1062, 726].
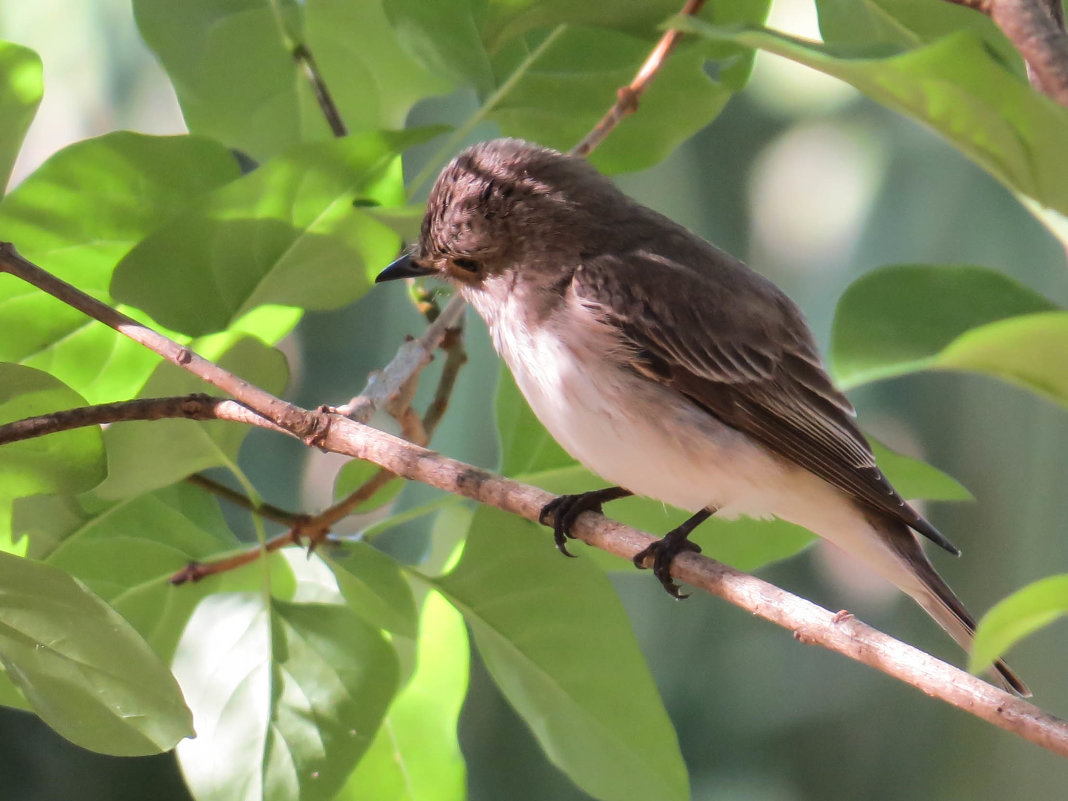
[2, 0, 1068, 799]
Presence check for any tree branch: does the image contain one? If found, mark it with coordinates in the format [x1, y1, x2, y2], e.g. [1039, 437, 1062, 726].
[0, 243, 321, 441]
[947, 0, 1068, 105]
[306, 411, 1068, 759]
[569, 0, 708, 158]
[0, 394, 286, 446]
[3, 247, 1067, 752]
[292, 43, 348, 137]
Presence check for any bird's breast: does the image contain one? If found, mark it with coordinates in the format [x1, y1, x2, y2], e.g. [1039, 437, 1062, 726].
[471, 290, 792, 516]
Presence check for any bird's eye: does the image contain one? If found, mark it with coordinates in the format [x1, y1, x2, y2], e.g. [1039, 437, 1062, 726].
[453, 257, 480, 273]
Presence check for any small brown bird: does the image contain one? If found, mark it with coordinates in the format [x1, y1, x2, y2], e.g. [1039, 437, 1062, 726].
[377, 138, 1026, 695]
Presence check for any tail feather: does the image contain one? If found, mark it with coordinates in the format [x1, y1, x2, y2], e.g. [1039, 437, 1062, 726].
[879, 517, 1030, 697]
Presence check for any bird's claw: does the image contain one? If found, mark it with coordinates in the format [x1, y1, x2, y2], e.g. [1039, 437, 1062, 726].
[539, 494, 596, 558]
[633, 535, 702, 599]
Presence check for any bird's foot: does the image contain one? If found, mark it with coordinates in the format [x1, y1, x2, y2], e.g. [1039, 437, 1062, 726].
[539, 487, 631, 557]
[633, 529, 703, 599]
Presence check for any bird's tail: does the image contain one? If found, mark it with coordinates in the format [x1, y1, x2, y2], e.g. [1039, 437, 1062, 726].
[875, 516, 1029, 697]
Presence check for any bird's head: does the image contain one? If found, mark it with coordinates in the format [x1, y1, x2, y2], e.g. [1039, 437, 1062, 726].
[376, 138, 609, 294]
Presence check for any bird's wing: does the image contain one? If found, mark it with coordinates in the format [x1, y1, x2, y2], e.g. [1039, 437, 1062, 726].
[572, 249, 958, 554]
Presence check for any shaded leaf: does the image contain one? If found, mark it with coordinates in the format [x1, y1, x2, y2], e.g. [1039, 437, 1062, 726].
[381, 0, 492, 93]
[38, 484, 280, 662]
[303, 0, 453, 129]
[325, 543, 418, 637]
[970, 574, 1068, 673]
[340, 591, 467, 801]
[0, 550, 193, 755]
[175, 593, 399, 801]
[0, 41, 42, 191]
[431, 505, 688, 801]
[489, 29, 729, 175]
[112, 129, 440, 336]
[133, 0, 308, 159]
[333, 459, 403, 512]
[831, 265, 1068, 408]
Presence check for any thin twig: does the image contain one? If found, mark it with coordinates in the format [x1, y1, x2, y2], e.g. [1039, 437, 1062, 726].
[185, 474, 302, 527]
[570, 0, 708, 158]
[947, 0, 1068, 105]
[172, 323, 468, 582]
[292, 43, 348, 137]
[336, 293, 467, 423]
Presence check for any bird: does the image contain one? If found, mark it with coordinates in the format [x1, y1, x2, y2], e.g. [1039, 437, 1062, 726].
[375, 137, 1027, 695]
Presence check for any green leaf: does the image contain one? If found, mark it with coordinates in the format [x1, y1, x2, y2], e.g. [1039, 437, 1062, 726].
[304, 0, 454, 130]
[0, 132, 241, 402]
[675, 20, 1068, 228]
[0, 550, 193, 755]
[382, 0, 493, 93]
[830, 265, 1068, 407]
[0, 364, 106, 504]
[112, 130, 439, 336]
[970, 574, 1068, 673]
[495, 366, 574, 477]
[489, 28, 729, 175]
[0, 666, 29, 712]
[133, 0, 309, 159]
[37, 484, 277, 661]
[815, 0, 1021, 67]
[339, 591, 468, 801]
[175, 593, 399, 801]
[869, 439, 971, 501]
[93, 336, 289, 499]
[333, 459, 403, 512]
[325, 543, 418, 637]
[0, 41, 42, 191]
[431, 505, 688, 801]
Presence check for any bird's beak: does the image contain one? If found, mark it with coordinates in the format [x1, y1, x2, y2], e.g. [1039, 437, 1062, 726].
[375, 253, 436, 283]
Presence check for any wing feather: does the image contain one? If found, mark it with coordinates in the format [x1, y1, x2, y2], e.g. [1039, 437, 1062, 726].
[573, 250, 958, 555]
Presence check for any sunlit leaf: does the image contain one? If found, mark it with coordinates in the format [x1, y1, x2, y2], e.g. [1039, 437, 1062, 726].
[93, 336, 289, 500]
[0, 364, 105, 507]
[175, 593, 398, 801]
[430, 506, 688, 801]
[0, 550, 193, 755]
[112, 129, 440, 336]
[0, 41, 42, 191]
[675, 20, 1068, 235]
[0, 132, 241, 402]
[970, 574, 1068, 673]
[815, 0, 1021, 67]
[339, 591, 467, 801]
